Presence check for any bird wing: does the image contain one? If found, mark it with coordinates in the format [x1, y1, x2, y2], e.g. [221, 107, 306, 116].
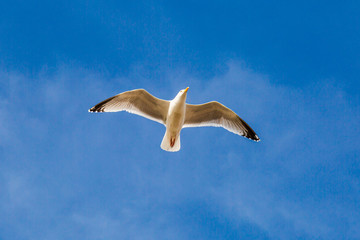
[89, 89, 170, 125]
[183, 101, 260, 141]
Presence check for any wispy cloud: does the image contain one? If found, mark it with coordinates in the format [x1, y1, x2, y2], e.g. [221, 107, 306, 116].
[191, 62, 360, 239]
[0, 62, 359, 239]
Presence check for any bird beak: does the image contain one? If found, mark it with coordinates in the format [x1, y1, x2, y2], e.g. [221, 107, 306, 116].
[184, 87, 189, 93]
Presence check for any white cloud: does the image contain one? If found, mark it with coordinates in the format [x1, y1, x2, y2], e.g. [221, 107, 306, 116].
[0, 62, 359, 240]
[189, 62, 360, 239]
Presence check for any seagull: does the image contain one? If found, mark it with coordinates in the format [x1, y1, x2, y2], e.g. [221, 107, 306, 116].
[89, 88, 260, 152]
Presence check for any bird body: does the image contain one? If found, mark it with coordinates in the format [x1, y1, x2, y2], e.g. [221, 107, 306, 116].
[160, 87, 188, 151]
[89, 88, 259, 152]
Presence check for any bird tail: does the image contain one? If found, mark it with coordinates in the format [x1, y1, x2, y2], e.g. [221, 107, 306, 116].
[161, 130, 181, 152]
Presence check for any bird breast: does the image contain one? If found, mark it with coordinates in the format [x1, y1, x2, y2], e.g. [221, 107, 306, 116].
[166, 101, 186, 132]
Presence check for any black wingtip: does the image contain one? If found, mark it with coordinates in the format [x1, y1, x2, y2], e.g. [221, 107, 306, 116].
[88, 96, 116, 113]
[88, 107, 103, 112]
[253, 135, 260, 142]
[237, 116, 260, 142]
[246, 134, 260, 142]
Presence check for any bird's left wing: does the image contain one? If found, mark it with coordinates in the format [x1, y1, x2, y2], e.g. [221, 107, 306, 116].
[183, 101, 260, 141]
[89, 89, 169, 125]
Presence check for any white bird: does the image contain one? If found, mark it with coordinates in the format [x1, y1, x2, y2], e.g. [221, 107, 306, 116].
[89, 88, 260, 152]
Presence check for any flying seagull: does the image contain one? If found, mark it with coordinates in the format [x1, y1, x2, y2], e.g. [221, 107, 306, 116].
[89, 88, 260, 152]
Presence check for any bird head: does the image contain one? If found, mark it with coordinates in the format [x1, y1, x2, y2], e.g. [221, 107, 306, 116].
[175, 87, 189, 100]
[180, 87, 189, 95]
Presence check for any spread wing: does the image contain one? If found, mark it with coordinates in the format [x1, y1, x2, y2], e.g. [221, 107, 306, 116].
[89, 89, 169, 125]
[183, 101, 260, 141]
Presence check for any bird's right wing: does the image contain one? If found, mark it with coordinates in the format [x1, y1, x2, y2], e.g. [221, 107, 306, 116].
[183, 101, 260, 141]
[89, 89, 169, 125]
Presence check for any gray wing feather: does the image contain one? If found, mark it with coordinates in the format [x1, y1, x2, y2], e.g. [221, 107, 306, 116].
[89, 89, 169, 125]
[183, 101, 260, 141]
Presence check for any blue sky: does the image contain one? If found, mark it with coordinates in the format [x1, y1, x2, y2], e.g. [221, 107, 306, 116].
[1, 1, 359, 239]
